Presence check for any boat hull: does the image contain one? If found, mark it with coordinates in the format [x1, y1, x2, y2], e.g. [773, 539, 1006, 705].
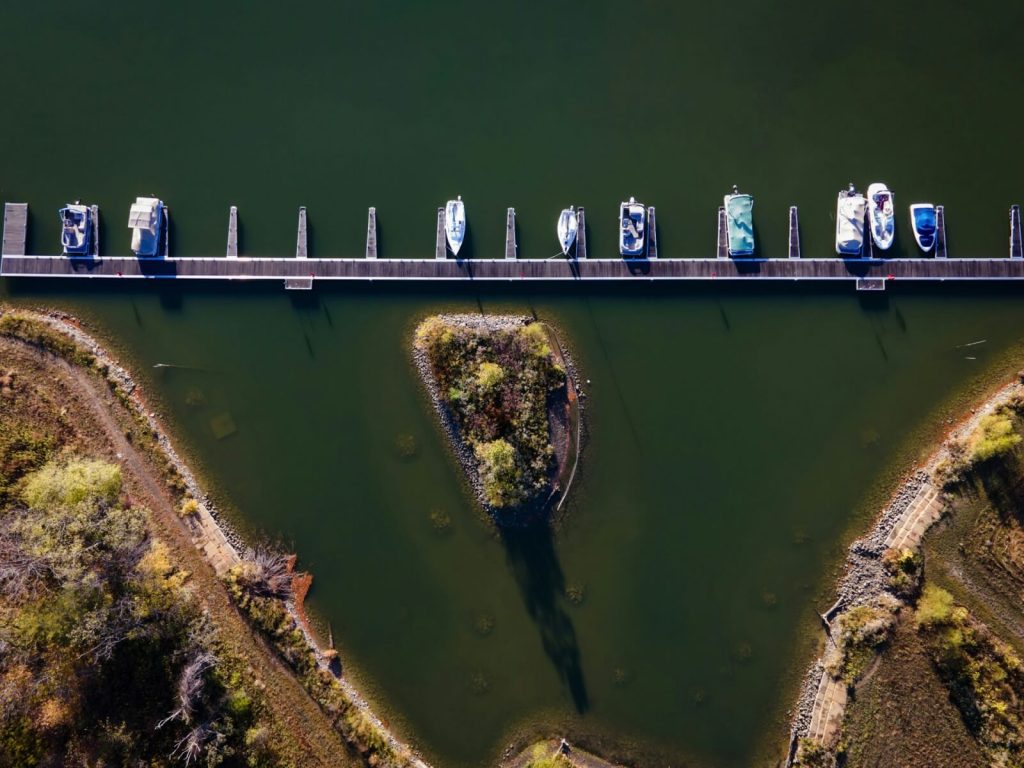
[910, 204, 937, 252]
[724, 193, 755, 257]
[619, 199, 646, 257]
[836, 189, 867, 256]
[867, 182, 895, 251]
[445, 198, 466, 255]
[59, 204, 92, 256]
[557, 208, 578, 256]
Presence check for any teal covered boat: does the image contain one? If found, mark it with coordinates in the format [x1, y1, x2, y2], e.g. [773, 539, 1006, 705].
[724, 187, 754, 257]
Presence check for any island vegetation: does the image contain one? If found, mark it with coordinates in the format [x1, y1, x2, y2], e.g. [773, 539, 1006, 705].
[413, 315, 579, 520]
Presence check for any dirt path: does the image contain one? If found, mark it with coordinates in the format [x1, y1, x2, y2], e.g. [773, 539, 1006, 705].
[6, 338, 357, 768]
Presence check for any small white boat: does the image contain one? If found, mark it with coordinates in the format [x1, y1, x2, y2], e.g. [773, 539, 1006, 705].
[619, 197, 646, 257]
[835, 184, 867, 256]
[910, 204, 937, 252]
[59, 203, 92, 256]
[445, 196, 466, 255]
[724, 186, 755, 257]
[128, 196, 165, 257]
[557, 207, 578, 256]
[867, 182, 895, 251]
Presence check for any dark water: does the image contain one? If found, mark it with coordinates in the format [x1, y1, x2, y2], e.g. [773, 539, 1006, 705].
[3, 3, 1024, 766]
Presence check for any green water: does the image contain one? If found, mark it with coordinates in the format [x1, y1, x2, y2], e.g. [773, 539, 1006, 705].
[3, 3, 1024, 766]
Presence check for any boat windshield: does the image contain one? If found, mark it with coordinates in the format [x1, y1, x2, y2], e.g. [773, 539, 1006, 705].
[914, 208, 936, 233]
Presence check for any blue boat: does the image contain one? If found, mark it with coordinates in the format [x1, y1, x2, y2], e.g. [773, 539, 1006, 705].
[59, 203, 92, 256]
[910, 204, 937, 252]
[619, 197, 646, 257]
[724, 186, 754, 257]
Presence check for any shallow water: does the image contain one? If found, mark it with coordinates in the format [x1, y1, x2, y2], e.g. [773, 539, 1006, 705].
[3, 2, 1024, 766]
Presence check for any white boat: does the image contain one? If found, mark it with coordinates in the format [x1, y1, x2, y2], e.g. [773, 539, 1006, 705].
[128, 196, 165, 257]
[59, 203, 92, 256]
[619, 197, 645, 257]
[724, 186, 755, 257]
[867, 182, 895, 251]
[557, 207, 578, 256]
[910, 204, 937, 252]
[835, 184, 867, 256]
[445, 196, 466, 255]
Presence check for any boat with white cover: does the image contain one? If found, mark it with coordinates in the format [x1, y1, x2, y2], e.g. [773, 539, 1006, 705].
[619, 197, 646, 257]
[724, 186, 755, 257]
[445, 196, 466, 255]
[910, 203, 937, 252]
[835, 184, 867, 256]
[128, 197, 165, 257]
[59, 203, 92, 256]
[867, 182, 895, 251]
[557, 207, 578, 256]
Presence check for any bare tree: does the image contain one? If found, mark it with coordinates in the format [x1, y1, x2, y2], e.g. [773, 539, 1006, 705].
[158, 651, 217, 729]
[237, 547, 293, 600]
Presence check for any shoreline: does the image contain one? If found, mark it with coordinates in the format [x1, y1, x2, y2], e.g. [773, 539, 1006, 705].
[0, 306, 431, 768]
[411, 312, 585, 524]
[782, 367, 1024, 763]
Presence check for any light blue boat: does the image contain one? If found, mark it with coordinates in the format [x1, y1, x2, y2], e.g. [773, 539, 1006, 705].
[724, 186, 754, 257]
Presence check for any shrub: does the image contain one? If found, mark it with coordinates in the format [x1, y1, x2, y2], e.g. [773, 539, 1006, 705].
[826, 598, 898, 684]
[882, 547, 924, 598]
[916, 584, 956, 629]
[474, 439, 522, 508]
[179, 498, 200, 518]
[21, 458, 122, 509]
[970, 412, 1022, 464]
[475, 361, 505, 391]
[796, 738, 834, 767]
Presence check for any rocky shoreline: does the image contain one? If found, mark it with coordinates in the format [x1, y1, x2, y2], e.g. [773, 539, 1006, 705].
[1, 307, 430, 768]
[784, 372, 1024, 763]
[412, 312, 584, 524]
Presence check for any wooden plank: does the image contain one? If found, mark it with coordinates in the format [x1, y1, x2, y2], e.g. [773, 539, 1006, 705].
[227, 206, 238, 258]
[857, 278, 886, 291]
[716, 206, 728, 259]
[575, 208, 587, 259]
[296, 206, 308, 259]
[90, 205, 100, 258]
[505, 207, 517, 259]
[285, 277, 313, 290]
[3, 203, 28, 256]
[435, 207, 446, 260]
[366, 207, 377, 259]
[1011, 205, 1022, 259]
[647, 206, 658, 259]
[935, 205, 947, 259]
[162, 206, 170, 258]
[788, 206, 800, 258]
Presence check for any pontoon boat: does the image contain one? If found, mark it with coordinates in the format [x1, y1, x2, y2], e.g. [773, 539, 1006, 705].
[724, 186, 755, 257]
[619, 197, 646, 257]
[59, 203, 92, 256]
[128, 197, 165, 257]
[835, 184, 867, 256]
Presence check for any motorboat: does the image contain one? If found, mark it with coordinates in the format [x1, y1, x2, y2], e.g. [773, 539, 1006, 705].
[128, 197, 165, 257]
[867, 182, 895, 251]
[835, 184, 867, 256]
[724, 186, 754, 257]
[619, 197, 646, 257]
[557, 207, 578, 256]
[445, 196, 466, 255]
[59, 203, 92, 256]
[910, 204, 937, 252]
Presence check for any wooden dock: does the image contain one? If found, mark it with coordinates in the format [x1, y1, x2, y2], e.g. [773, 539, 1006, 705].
[1011, 205, 1022, 259]
[366, 207, 377, 259]
[296, 207, 308, 259]
[575, 208, 586, 259]
[788, 206, 800, 259]
[3, 203, 27, 256]
[227, 206, 238, 258]
[716, 206, 728, 259]
[935, 205, 947, 259]
[435, 207, 446, 259]
[647, 206, 658, 259]
[90, 205, 100, 258]
[505, 208, 517, 259]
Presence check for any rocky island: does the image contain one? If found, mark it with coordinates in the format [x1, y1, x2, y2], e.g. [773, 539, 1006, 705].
[413, 314, 581, 524]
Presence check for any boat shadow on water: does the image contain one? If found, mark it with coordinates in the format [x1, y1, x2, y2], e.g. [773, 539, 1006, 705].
[499, 521, 590, 714]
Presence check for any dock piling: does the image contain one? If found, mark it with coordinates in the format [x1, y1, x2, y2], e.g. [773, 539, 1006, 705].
[296, 207, 308, 259]
[647, 207, 658, 259]
[90, 205, 100, 258]
[575, 208, 587, 259]
[505, 208, 517, 259]
[1011, 205, 1022, 259]
[935, 205, 947, 259]
[788, 206, 800, 258]
[2, 203, 28, 257]
[716, 206, 728, 259]
[227, 206, 238, 258]
[435, 207, 446, 259]
[366, 207, 377, 259]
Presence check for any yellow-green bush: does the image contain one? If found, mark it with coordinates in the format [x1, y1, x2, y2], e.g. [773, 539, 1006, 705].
[970, 412, 1022, 464]
[21, 458, 121, 509]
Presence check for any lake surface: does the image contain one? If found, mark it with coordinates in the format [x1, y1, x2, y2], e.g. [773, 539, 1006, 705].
[3, 3, 1024, 766]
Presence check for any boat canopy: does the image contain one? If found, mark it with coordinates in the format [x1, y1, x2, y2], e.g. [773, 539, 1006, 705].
[128, 197, 161, 233]
[725, 194, 754, 256]
[836, 193, 867, 255]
